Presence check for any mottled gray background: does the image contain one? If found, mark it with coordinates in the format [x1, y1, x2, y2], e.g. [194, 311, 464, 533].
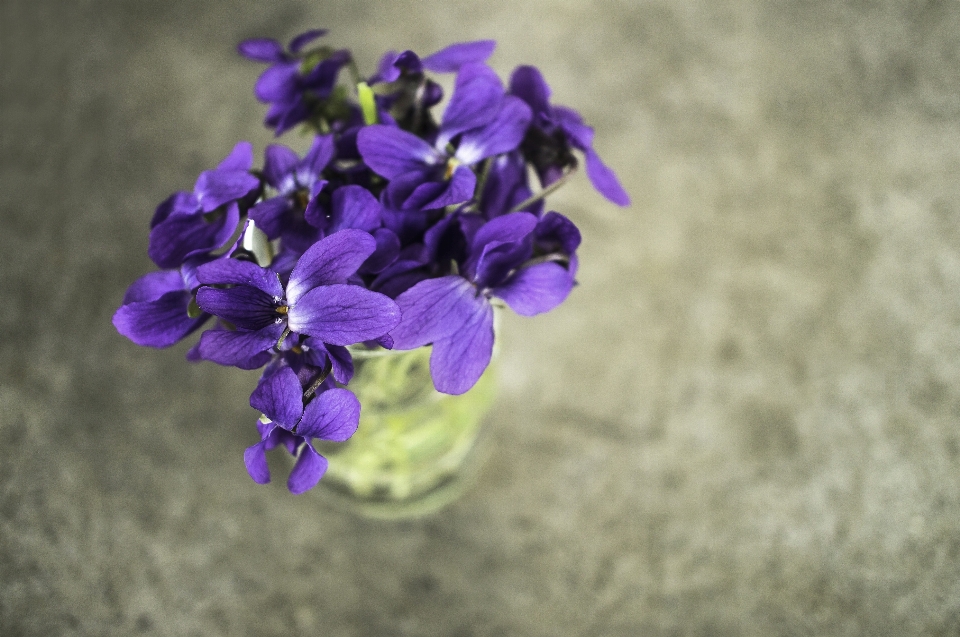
[3, 0, 960, 634]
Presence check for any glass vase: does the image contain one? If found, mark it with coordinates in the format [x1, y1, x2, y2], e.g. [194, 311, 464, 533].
[313, 343, 497, 518]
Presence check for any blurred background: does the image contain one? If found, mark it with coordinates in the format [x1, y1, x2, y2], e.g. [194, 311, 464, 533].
[4, 0, 960, 634]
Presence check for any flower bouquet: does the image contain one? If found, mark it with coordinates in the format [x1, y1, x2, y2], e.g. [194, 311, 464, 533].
[113, 30, 628, 507]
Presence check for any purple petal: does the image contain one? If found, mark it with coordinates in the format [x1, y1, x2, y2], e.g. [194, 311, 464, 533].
[360, 228, 401, 274]
[302, 134, 335, 176]
[584, 148, 630, 206]
[471, 211, 538, 251]
[422, 40, 496, 73]
[429, 299, 494, 395]
[286, 229, 377, 304]
[437, 63, 504, 148]
[287, 444, 328, 494]
[122, 270, 185, 305]
[399, 166, 476, 211]
[493, 261, 574, 316]
[263, 144, 300, 188]
[250, 365, 304, 427]
[196, 259, 283, 297]
[357, 125, 441, 180]
[249, 197, 293, 239]
[480, 152, 535, 218]
[297, 387, 360, 441]
[471, 239, 532, 289]
[390, 276, 480, 349]
[195, 322, 284, 369]
[304, 340, 354, 384]
[217, 141, 255, 172]
[287, 284, 401, 346]
[329, 185, 382, 233]
[238, 39, 286, 63]
[508, 65, 552, 118]
[243, 439, 272, 484]
[113, 290, 206, 348]
[195, 285, 279, 331]
[255, 62, 300, 102]
[375, 50, 402, 83]
[535, 211, 582, 254]
[302, 51, 350, 94]
[288, 29, 327, 53]
[370, 259, 430, 299]
[195, 169, 260, 213]
[151, 191, 196, 229]
[455, 95, 532, 165]
[147, 203, 240, 270]
[554, 106, 594, 149]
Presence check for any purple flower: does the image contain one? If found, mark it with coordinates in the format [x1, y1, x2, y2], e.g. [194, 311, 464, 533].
[243, 363, 360, 494]
[509, 66, 630, 207]
[193, 229, 401, 368]
[148, 142, 260, 269]
[248, 135, 335, 240]
[357, 63, 532, 211]
[238, 30, 351, 135]
[389, 212, 576, 394]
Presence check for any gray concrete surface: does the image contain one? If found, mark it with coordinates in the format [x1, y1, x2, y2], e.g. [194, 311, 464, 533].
[4, 0, 960, 634]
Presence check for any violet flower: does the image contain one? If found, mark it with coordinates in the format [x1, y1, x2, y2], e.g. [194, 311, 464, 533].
[389, 212, 575, 394]
[238, 30, 351, 135]
[148, 142, 260, 269]
[244, 363, 360, 494]
[248, 135, 335, 240]
[194, 229, 401, 369]
[509, 65, 630, 207]
[357, 63, 532, 211]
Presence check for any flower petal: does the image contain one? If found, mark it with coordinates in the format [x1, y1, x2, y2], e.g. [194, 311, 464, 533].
[238, 38, 286, 63]
[298, 387, 360, 441]
[508, 65, 552, 118]
[361, 228, 401, 274]
[455, 95, 532, 165]
[584, 148, 631, 207]
[357, 125, 441, 180]
[122, 270, 185, 305]
[217, 141, 255, 172]
[148, 203, 240, 270]
[493, 261, 574, 316]
[255, 62, 299, 102]
[250, 365, 304, 427]
[243, 439, 272, 484]
[263, 144, 300, 188]
[471, 211, 538, 252]
[437, 63, 504, 148]
[196, 259, 283, 297]
[287, 444, 328, 494]
[249, 197, 293, 240]
[422, 40, 496, 73]
[390, 276, 480, 349]
[287, 284, 401, 346]
[429, 299, 494, 395]
[329, 184, 382, 233]
[195, 322, 284, 369]
[302, 134, 335, 176]
[286, 229, 377, 304]
[288, 29, 327, 54]
[195, 169, 260, 213]
[113, 290, 206, 348]
[195, 285, 279, 331]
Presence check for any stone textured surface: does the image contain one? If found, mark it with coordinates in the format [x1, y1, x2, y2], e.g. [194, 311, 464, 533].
[4, 0, 960, 634]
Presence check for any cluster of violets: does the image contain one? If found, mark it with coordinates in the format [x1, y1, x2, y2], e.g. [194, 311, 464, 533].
[113, 31, 629, 494]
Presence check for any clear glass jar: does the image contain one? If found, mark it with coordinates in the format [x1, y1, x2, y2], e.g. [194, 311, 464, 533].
[313, 342, 497, 518]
